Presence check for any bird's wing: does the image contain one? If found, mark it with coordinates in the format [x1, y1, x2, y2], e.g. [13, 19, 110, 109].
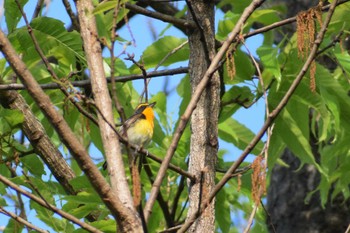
[120, 112, 145, 135]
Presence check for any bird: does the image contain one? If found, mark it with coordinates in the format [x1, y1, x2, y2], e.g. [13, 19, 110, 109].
[103, 102, 156, 170]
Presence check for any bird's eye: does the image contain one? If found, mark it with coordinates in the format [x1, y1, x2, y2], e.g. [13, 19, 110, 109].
[135, 104, 147, 114]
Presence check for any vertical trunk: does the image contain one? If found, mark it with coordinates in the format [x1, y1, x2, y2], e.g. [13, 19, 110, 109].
[186, 0, 220, 232]
[267, 149, 350, 233]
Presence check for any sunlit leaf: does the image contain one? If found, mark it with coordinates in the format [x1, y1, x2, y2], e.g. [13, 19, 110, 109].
[257, 45, 281, 86]
[4, 0, 28, 33]
[130, 36, 189, 72]
[219, 118, 264, 155]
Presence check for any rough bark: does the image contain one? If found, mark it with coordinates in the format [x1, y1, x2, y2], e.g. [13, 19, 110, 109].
[0, 89, 76, 195]
[267, 149, 350, 233]
[186, 0, 220, 232]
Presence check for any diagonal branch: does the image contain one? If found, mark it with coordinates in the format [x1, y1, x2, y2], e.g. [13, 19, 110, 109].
[0, 27, 131, 229]
[178, 0, 339, 231]
[0, 88, 76, 195]
[143, 0, 266, 223]
[0, 207, 48, 233]
[74, 0, 142, 231]
[0, 174, 101, 233]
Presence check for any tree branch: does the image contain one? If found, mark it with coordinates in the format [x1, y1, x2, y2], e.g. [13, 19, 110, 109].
[124, 2, 196, 30]
[0, 25, 130, 230]
[179, 0, 339, 231]
[0, 67, 188, 90]
[31, 0, 45, 20]
[143, 0, 266, 223]
[0, 88, 76, 195]
[0, 174, 101, 233]
[0, 207, 48, 233]
[148, 0, 188, 34]
[74, 0, 142, 231]
[62, 0, 80, 31]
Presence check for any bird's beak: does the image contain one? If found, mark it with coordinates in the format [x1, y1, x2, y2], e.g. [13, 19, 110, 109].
[149, 102, 156, 108]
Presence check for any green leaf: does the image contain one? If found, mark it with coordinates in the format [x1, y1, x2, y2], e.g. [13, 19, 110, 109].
[217, 12, 240, 41]
[275, 101, 313, 163]
[150, 93, 167, 146]
[89, 122, 104, 156]
[176, 75, 190, 119]
[267, 130, 285, 172]
[4, 0, 29, 33]
[223, 49, 255, 84]
[74, 219, 116, 233]
[335, 52, 350, 74]
[249, 9, 280, 26]
[1, 108, 24, 128]
[69, 204, 99, 219]
[220, 86, 255, 122]
[105, 57, 131, 77]
[219, 118, 264, 155]
[4, 218, 24, 233]
[93, 1, 118, 14]
[292, 80, 330, 142]
[21, 154, 45, 177]
[0, 196, 6, 206]
[64, 191, 101, 205]
[9, 17, 85, 67]
[215, 189, 232, 232]
[69, 175, 94, 191]
[257, 45, 281, 85]
[130, 36, 189, 72]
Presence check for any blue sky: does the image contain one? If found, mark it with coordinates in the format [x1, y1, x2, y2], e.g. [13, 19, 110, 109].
[0, 0, 265, 231]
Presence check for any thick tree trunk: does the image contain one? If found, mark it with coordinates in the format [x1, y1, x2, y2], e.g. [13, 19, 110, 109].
[186, 0, 220, 232]
[267, 149, 350, 233]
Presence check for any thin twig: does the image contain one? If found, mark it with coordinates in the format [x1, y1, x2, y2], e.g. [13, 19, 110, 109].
[62, 0, 80, 31]
[125, 54, 149, 102]
[109, 2, 127, 123]
[241, 0, 349, 41]
[345, 224, 350, 233]
[0, 67, 189, 90]
[124, 2, 196, 29]
[243, 201, 259, 233]
[156, 41, 188, 72]
[143, 157, 174, 227]
[170, 173, 186, 221]
[31, 0, 45, 20]
[215, 164, 252, 177]
[23, 172, 53, 210]
[0, 207, 49, 233]
[242, 39, 268, 114]
[159, 225, 182, 233]
[6, 164, 28, 231]
[261, 200, 277, 233]
[0, 174, 102, 233]
[142, 40, 189, 100]
[179, 0, 339, 231]
[316, 30, 343, 56]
